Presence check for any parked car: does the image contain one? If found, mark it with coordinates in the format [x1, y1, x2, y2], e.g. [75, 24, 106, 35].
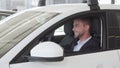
[0, 1, 120, 68]
[0, 9, 15, 20]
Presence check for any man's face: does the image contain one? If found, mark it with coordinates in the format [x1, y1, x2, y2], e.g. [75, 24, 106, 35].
[72, 19, 86, 38]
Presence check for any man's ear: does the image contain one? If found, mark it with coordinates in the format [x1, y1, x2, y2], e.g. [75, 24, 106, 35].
[85, 25, 90, 31]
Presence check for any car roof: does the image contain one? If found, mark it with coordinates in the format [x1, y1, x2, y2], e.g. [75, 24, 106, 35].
[27, 3, 120, 13]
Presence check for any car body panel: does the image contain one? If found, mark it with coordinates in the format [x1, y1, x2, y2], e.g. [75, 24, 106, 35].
[10, 50, 120, 68]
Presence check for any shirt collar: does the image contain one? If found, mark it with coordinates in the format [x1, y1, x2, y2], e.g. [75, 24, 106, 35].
[77, 36, 92, 44]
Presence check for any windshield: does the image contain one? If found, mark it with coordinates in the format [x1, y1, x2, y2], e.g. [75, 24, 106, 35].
[0, 14, 10, 20]
[0, 11, 15, 20]
[0, 15, 7, 20]
[0, 11, 59, 58]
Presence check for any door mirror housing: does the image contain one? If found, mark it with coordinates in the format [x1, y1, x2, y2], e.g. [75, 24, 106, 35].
[29, 41, 64, 62]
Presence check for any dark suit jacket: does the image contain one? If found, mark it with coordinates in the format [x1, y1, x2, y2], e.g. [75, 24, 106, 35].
[63, 37, 101, 53]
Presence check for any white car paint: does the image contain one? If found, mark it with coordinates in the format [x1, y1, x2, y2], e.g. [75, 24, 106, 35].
[10, 50, 120, 68]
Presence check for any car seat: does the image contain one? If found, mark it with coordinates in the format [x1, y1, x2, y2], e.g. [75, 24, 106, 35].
[59, 20, 74, 46]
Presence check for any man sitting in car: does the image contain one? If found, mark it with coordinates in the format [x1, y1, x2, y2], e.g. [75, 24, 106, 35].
[63, 17, 101, 53]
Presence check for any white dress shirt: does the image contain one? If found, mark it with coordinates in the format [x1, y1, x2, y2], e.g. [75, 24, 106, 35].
[73, 36, 92, 52]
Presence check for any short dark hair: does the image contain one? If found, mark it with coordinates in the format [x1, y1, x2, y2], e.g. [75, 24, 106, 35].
[74, 17, 91, 26]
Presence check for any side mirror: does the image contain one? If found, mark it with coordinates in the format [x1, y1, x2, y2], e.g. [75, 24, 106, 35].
[29, 41, 64, 62]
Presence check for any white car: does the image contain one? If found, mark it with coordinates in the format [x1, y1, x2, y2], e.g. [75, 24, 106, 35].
[0, 1, 120, 68]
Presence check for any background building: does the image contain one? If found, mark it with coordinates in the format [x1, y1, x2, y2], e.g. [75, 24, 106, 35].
[0, 0, 120, 11]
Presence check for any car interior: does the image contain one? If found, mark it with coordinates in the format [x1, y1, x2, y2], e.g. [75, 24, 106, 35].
[54, 17, 101, 47]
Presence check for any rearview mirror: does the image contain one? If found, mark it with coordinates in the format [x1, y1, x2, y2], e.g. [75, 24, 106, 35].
[29, 41, 64, 62]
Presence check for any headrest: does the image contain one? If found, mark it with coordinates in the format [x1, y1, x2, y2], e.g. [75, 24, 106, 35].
[64, 21, 74, 36]
[90, 18, 101, 37]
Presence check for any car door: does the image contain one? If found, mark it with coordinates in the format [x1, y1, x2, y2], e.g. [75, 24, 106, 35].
[10, 11, 120, 68]
[10, 50, 120, 68]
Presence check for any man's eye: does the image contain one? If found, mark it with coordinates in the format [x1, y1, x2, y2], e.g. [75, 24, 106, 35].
[75, 25, 78, 27]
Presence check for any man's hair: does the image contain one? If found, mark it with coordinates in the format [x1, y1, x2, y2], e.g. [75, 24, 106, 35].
[74, 17, 91, 26]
